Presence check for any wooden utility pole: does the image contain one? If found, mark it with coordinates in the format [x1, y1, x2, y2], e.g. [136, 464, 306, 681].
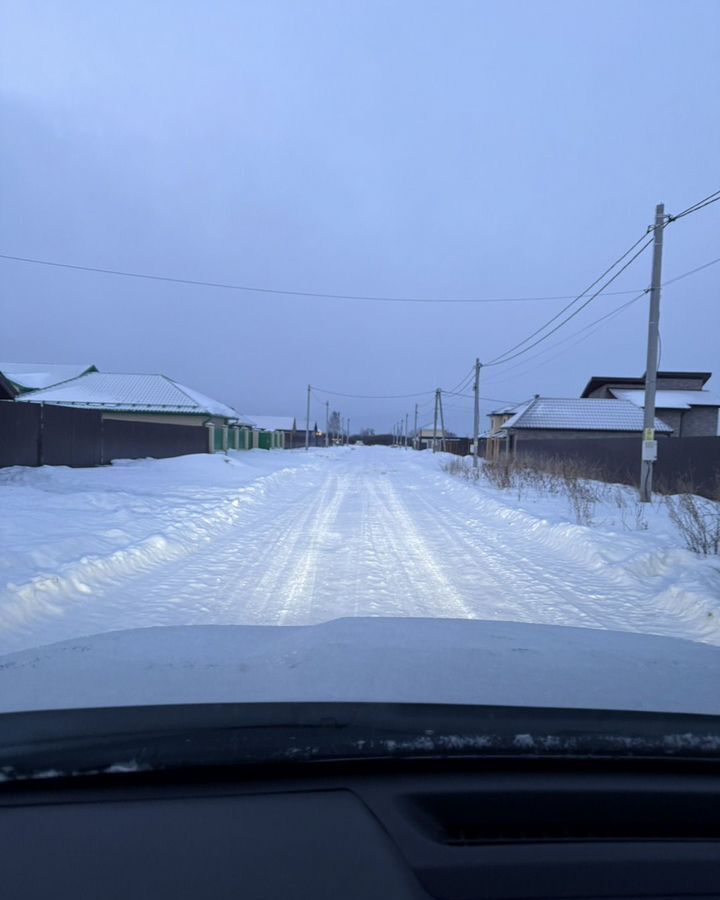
[404, 413, 409, 449]
[438, 389, 447, 453]
[472, 358, 481, 468]
[640, 204, 665, 502]
[413, 403, 418, 450]
[432, 389, 439, 453]
[305, 384, 311, 451]
[347, 418, 351, 445]
[325, 401, 329, 448]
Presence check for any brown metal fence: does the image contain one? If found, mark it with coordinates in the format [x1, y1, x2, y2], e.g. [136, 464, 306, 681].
[101, 419, 208, 463]
[514, 435, 720, 498]
[0, 402, 211, 468]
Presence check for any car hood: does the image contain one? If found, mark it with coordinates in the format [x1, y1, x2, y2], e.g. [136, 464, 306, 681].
[0, 617, 719, 715]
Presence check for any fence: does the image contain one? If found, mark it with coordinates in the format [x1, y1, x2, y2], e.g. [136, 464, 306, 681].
[0, 402, 212, 469]
[514, 435, 720, 498]
[0, 403, 103, 468]
[101, 419, 208, 463]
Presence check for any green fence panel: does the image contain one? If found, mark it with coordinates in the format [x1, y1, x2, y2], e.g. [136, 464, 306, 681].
[258, 431, 272, 450]
[213, 427, 225, 452]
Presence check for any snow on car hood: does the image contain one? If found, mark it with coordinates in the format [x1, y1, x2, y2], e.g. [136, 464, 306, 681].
[0, 617, 719, 715]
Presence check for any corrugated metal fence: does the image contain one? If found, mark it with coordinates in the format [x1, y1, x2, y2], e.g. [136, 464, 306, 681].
[514, 435, 720, 498]
[0, 403, 210, 468]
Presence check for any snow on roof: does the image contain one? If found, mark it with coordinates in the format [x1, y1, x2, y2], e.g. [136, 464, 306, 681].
[0, 362, 96, 391]
[16, 372, 240, 419]
[490, 400, 531, 418]
[244, 415, 296, 432]
[610, 389, 720, 410]
[503, 397, 673, 433]
[581, 371, 712, 397]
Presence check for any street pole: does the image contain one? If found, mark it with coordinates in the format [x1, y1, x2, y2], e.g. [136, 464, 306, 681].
[325, 401, 329, 448]
[432, 390, 439, 453]
[639, 203, 665, 502]
[472, 358, 481, 468]
[305, 384, 311, 451]
[347, 418, 351, 446]
[404, 413, 409, 449]
[438, 389, 447, 453]
[413, 403, 418, 450]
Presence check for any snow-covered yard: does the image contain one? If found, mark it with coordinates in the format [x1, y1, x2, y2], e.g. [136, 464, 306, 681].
[1, 445, 719, 657]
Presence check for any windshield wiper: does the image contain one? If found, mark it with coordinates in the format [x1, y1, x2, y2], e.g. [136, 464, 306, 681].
[2, 702, 720, 783]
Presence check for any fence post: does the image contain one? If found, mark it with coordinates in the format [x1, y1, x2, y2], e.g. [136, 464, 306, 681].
[37, 403, 44, 467]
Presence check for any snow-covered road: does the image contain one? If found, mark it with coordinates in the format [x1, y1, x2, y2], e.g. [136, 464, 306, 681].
[1, 446, 719, 654]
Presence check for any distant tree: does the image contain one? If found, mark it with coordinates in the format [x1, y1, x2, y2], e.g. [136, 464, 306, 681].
[360, 427, 375, 437]
[328, 410, 342, 437]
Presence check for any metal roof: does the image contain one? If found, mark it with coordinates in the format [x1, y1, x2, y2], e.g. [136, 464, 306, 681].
[610, 389, 720, 410]
[0, 362, 97, 392]
[581, 371, 711, 397]
[16, 372, 240, 419]
[489, 400, 532, 417]
[502, 397, 673, 433]
[245, 415, 296, 432]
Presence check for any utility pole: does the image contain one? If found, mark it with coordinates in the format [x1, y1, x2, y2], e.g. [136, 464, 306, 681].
[432, 389, 439, 453]
[325, 401, 329, 448]
[413, 403, 418, 451]
[639, 203, 665, 502]
[347, 418, 351, 445]
[404, 413, 409, 449]
[438, 389, 447, 453]
[305, 384, 311, 451]
[472, 358, 481, 468]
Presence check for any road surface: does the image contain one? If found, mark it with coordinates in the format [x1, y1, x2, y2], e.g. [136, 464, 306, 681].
[3, 445, 717, 654]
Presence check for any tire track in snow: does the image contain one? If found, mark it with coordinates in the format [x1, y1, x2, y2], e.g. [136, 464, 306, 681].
[363, 475, 476, 619]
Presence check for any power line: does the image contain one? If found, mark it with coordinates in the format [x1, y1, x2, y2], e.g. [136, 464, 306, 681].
[311, 386, 435, 400]
[482, 249, 720, 388]
[667, 189, 720, 222]
[0, 250, 647, 305]
[446, 366, 476, 394]
[483, 290, 649, 388]
[484, 232, 652, 367]
[662, 254, 720, 286]
[485, 238, 653, 367]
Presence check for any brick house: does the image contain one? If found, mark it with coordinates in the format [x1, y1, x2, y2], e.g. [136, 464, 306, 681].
[580, 371, 719, 437]
[486, 397, 673, 457]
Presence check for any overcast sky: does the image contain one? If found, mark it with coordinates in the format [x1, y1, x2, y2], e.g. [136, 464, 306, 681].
[1, 0, 718, 434]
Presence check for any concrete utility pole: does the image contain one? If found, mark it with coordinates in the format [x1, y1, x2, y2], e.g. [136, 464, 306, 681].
[438, 389, 447, 453]
[325, 401, 329, 448]
[404, 413, 409, 449]
[472, 358, 481, 469]
[305, 384, 311, 451]
[639, 203, 665, 502]
[413, 403, 418, 450]
[432, 389, 439, 453]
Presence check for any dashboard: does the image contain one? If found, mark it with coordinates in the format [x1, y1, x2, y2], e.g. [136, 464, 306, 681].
[2, 760, 719, 899]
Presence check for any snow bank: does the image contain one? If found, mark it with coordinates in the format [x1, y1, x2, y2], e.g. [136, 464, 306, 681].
[0, 450, 326, 651]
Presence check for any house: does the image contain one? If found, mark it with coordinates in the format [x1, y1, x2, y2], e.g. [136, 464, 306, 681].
[15, 371, 247, 452]
[417, 427, 460, 450]
[487, 403, 528, 436]
[0, 362, 97, 399]
[244, 415, 296, 450]
[581, 371, 719, 437]
[486, 397, 673, 457]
